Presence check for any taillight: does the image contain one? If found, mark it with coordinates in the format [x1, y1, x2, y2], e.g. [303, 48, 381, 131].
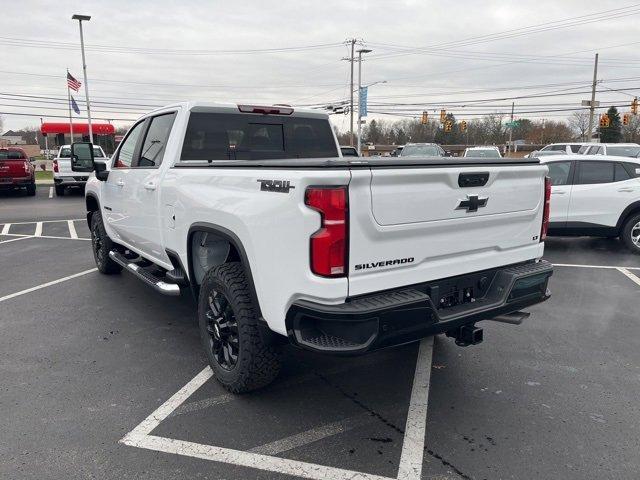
[540, 176, 551, 242]
[305, 186, 348, 277]
[24, 162, 30, 174]
[53, 160, 59, 173]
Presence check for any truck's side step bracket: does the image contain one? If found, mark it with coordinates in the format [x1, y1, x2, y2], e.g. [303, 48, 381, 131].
[108, 250, 181, 296]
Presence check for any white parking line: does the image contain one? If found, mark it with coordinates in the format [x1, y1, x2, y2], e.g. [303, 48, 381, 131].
[34, 222, 43, 237]
[617, 267, 640, 287]
[249, 412, 374, 456]
[48, 187, 53, 198]
[397, 338, 434, 480]
[121, 338, 435, 480]
[0, 232, 90, 242]
[67, 220, 78, 239]
[3, 218, 84, 225]
[0, 268, 97, 303]
[1, 224, 9, 235]
[553, 262, 640, 271]
[0, 236, 33, 245]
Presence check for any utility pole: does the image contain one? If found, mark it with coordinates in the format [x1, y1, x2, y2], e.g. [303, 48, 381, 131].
[586, 53, 599, 143]
[508, 101, 514, 155]
[348, 38, 356, 146]
[72, 14, 93, 143]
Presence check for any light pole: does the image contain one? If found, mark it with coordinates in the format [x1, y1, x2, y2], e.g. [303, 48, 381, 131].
[72, 14, 93, 143]
[356, 49, 372, 155]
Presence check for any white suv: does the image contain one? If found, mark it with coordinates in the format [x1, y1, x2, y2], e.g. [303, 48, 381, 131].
[540, 143, 589, 154]
[543, 154, 640, 253]
[577, 143, 640, 157]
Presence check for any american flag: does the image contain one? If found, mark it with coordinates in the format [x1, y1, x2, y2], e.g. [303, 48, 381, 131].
[67, 71, 81, 91]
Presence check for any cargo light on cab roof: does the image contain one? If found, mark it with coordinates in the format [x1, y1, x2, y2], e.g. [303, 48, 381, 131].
[237, 104, 294, 115]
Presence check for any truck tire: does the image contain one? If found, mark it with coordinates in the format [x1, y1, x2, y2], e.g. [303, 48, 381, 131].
[198, 262, 281, 393]
[26, 183, 36, 196]
[55, 185, 65, 196]
[621, 213, 640, 254]
[90, 211, 123, 274]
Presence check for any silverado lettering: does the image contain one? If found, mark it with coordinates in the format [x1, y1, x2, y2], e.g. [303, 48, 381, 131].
[355, 257, 415, 270]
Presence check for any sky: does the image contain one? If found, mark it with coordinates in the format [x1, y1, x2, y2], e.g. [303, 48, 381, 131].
[1, 0, 640, 133]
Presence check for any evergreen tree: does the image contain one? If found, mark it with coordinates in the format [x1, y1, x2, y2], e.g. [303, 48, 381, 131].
[599, 106, 623, 143]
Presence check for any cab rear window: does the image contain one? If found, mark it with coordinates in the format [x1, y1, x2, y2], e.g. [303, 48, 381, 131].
[180, 112, 338, 161]
[0, 151, 26, 160]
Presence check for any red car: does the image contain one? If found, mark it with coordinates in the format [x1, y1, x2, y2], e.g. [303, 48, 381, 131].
[0, 147, 36, 196]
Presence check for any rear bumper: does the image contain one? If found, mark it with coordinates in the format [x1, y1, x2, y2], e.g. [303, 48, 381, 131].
[286, 260, 553, 354]
[0, 177, 34, 189]
[54, 176, 88, 187]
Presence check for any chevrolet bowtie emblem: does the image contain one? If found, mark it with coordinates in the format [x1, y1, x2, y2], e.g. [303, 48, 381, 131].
[456, 194, 488, 212]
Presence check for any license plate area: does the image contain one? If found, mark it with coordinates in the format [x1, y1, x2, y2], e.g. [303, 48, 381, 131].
[0, 178, 12, 183]
[420, 268, 499, 311]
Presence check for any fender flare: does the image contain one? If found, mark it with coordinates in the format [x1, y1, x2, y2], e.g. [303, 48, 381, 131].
[616, 201, 640, 231]
[186, 222, 263, 321]
[85, 193, 101, 227]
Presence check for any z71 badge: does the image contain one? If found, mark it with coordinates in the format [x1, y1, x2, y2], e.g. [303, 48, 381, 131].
[257, 179, 295, 193]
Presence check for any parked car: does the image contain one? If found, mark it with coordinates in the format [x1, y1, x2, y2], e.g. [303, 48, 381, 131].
[463, 146, 502, 158]
[53, 144, 107, 196]
[399, 143, 445, 157]
[340, 146, 359, 157]
[540, 143, 589, 154]
[527, 150, 569, 158]
[0, 147, 36, 196]
[390, 145, 404, 157]
[543, 154, 640, 253]
[70, 102, 552, 393]
[577, 143, 640, 158]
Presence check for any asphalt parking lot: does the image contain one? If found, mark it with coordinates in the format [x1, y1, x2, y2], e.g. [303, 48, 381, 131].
[1, 190, 639, 480]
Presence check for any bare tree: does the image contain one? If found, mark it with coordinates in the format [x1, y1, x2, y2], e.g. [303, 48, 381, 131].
[623, 115, 640, 143]
[568, 111, 589, 141]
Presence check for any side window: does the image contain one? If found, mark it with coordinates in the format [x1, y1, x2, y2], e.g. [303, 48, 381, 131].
[114, 121, 145, 168]
[137, 113, 177, 168]
[577, 161, 614, 185]
[622, 162, 640, 178]
[594, 147, 604, 155]
[569, 145, 582, 153]
[547, 161, 572, 186]
[578, 145, 590, 154]
[549, 145, 563, 151]
[614, 163, 631, 182]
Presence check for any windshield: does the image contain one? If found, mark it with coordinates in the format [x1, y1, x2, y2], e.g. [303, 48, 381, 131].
[400, 145, 441, 157]
[0, 150, 26, 160]
[606, 146, 640, 157]
[465, 149, 501, 158]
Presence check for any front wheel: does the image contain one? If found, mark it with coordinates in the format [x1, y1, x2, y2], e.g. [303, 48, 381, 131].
[90, 211, 122, 274]
[621, 213, 640, 255]
[198, 262, 281, 393]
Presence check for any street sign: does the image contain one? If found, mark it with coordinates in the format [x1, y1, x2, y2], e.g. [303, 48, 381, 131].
[359, 87, 368, 117]
[581, 100, 600, 107]
[505, 120, 520, 128]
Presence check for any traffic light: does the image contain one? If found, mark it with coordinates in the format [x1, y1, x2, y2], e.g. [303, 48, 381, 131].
[599, 114, 610, 128]
[440, 109, 446, 123]
[444, 120, 453, 132]
[421, 111, 428, 124]
[460, 120, 467, 132]
[623, 113, 631, 126]
[632, 98, 638, 115]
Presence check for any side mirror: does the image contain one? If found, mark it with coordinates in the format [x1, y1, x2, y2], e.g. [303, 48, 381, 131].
[70, 142, 95, 172]
[29, 157, 36, 163]
[95, 161, 109, 181]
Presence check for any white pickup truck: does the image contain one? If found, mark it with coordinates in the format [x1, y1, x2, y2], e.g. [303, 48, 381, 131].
[70, 102, 553, 393]
[53, 144, 107, 196]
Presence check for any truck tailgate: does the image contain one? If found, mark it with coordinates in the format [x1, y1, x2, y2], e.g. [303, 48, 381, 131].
[348, 163, 548, 296]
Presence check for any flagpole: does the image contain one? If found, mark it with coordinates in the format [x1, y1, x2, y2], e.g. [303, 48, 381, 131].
[67, 69, 74, 143]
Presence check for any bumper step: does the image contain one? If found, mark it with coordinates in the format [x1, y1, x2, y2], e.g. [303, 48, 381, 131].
[108, 250, 181, 296]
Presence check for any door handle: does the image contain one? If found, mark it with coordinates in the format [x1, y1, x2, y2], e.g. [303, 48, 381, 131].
[144, 182, 156, 191]
[553, 191, 567, 195]
[618, 187, 634, 192]
[116, 180, 125, 187]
